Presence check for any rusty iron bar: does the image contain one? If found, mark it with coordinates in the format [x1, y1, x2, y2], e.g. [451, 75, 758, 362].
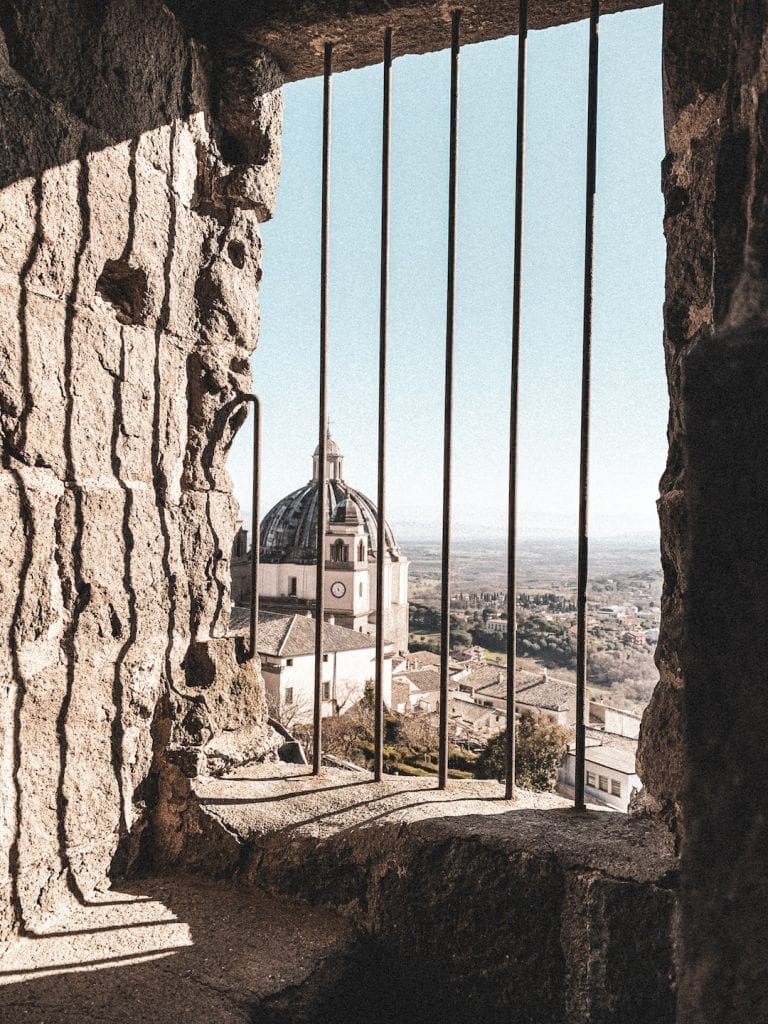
[240, 394, 261, 661]
[374, 26, 393, 783]
[439, 9, 461, 791]
[313, 41, 333, 776]
[575, 0, 600, 811]
[505, 0, 528, 801]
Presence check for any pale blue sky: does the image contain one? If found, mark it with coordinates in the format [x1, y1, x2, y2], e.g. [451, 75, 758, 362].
[228, 6, 666, 541]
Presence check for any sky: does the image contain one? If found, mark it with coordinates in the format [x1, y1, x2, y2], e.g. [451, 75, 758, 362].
[227, 6, 666, 542]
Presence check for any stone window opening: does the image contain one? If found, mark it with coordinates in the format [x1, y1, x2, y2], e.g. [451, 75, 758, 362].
[4, 2, 762, 1020]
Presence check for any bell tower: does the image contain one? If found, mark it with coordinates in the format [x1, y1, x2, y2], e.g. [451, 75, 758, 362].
[325, 493, 371, 633]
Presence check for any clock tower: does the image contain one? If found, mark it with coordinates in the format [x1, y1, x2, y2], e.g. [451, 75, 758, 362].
[325, 496, 372, 633]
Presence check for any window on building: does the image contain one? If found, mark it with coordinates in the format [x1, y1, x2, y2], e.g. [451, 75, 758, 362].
[286, 658, 294, 667]
[289, 576, 297, 596]
[611, 780, 621, 797]
[331, 540, 348, 562]
[284, 687, 294, 705]
[599, 775, 609, 792]
[358, 540, 365, 561]
[586, 771, 597, 787]
[359, 582, 363, 597]
[322, 682, 331, 700]
[322, 653, 329, 663]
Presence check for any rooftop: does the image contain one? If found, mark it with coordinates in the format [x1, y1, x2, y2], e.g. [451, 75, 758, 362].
[568, 742, 638, 776]
[230, 608, 386, 657]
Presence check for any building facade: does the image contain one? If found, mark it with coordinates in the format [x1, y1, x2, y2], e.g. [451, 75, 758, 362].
[243, 610, 394, 726]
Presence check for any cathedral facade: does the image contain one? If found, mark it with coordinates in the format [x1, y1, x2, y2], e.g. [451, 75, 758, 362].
[232, 435, 409, 653]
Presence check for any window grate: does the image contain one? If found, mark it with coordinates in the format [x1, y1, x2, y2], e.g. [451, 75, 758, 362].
[245, 3, 606, 809]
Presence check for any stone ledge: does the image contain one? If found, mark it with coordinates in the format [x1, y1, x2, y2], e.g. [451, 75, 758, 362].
[162, 763, 678, 1023]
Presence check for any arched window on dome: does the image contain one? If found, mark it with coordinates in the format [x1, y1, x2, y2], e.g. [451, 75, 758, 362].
[357, 540, 365, 562]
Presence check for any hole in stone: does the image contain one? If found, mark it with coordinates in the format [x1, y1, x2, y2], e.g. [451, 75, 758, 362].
[96, 259, 148, 325]
[220, 132, 246, 166]
[183, 642, 217, 689]
[228, 240, 246, 268]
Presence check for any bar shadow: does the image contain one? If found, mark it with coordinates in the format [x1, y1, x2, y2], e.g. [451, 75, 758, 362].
[0, 875, 359, 1023]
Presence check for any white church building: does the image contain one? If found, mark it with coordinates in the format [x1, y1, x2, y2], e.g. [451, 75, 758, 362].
[232, 434, 410, 653]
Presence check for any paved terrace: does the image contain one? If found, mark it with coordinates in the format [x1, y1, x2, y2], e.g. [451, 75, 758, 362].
[1, 766, 679, 1022]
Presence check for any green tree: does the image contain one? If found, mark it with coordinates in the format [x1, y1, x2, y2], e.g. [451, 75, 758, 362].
[475, 710, 569, 791]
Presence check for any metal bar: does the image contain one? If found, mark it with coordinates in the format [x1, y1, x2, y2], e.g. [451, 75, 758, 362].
[313, 41, 333, 776]
[374, 26, 393, 783]
[505, 0, 528, 801]
[575, 0, 600, 812]
[439, 9, 461, 791]
[241, 394, 261, 661]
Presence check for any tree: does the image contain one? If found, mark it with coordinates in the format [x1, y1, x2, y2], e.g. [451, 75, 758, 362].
[475, 710, 569, 791]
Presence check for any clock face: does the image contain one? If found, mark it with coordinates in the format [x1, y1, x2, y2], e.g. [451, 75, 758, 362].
[330, 581, 346, 598]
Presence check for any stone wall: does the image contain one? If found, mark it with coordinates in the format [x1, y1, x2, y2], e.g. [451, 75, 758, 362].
[0, 0, 280, 938]
[637, 2, 768, 1020]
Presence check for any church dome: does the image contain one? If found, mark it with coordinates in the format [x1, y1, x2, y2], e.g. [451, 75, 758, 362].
[260, 437, 400, 565]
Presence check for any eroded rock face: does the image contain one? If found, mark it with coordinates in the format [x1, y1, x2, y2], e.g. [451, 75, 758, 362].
[0, 0, 281, 938]
[639, 2, 768, 1021]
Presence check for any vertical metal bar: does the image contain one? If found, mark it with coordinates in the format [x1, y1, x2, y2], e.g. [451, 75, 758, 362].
[374, 27, 393, 783]
[313, 41, 333, 776]
[439, 9, 461, 791]
[505, 0, 528, 801]
[243, 395, 261, 661]
[575, 0, 600, 812]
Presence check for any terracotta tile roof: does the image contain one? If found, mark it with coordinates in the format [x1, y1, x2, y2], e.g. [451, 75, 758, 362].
[472, 668, 576, 712]
[399, 651, 462, 672]
[230, 607, 382, 657]
[516, 675, 576, 712]
[394, 667, 441, 693]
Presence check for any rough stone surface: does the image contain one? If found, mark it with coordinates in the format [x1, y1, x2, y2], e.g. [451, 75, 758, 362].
[634, 2, 768, 1021]
[0, 875, 364, 1024]
[0, 0, 282, 941]
[167, 0, 657, 83]
[166, 764, 678, 1024]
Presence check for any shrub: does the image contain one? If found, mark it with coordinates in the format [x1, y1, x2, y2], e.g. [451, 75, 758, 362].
[475, 710, 569, 791]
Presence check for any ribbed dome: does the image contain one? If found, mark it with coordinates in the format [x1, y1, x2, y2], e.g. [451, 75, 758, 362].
[260, 480, 400, 565]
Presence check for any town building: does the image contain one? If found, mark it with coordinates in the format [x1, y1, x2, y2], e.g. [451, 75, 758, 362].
[560, 741, 641, 813]
[231, 608, 393, 726]
[232, 434, 409, 652]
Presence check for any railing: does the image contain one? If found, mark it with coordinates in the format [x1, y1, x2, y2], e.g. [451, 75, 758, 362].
[245, 2, 603, 808]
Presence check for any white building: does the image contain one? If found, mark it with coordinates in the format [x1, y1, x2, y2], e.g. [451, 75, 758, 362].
[560, 741, 640, 812]
[232, 433, 409, 652]
[231, 608, 393, 726]
[588, 700, 642, 739]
